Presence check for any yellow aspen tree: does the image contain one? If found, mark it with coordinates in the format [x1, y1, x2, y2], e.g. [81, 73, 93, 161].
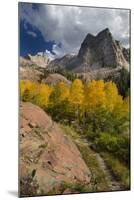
[69, 79, 84, 107]
[85, 80, 106, 110]
[104, 81, 119, 112]
[20, 80, 26, 98]
[69, 79, 84, 119]
[123, 96, 130, 113]
[58, 82, 70, 102]
[20, 80, 39, 101]
[52, 82, 69, 105]
[119, 96, 130, 118]
[35, 83, 52, 108]
[112, 95, 123, 117]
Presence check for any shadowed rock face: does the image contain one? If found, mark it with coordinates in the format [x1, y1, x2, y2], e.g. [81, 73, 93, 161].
[19, 102, 91, 197]
[48, 28, 129, 72]
[48, 54, 77, 71]
[20, 28, 129, 83]
[122, 47, 130, 62]
[78, 28, 128, 70]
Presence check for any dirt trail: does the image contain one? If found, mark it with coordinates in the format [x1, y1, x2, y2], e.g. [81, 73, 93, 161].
[75, 137, 123, 191]
[95, 153, 123, 191]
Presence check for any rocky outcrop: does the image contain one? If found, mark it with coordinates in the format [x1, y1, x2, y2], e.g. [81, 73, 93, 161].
[19, 102, 91, 197]
[26, 53, 50, 68]
[42, 73, 71, 86]
[48, 28, 129, 73]
[19, 56, 45, 82]
[78, 67, 122, 83]
[20, 28, 129, 82]
[48, 54, 76, 71]
[122, 48, 130, 63]
[78, 29, 128, 70]
[20, 66, 43, 82]
[19, 53, 51, 81]
[20, 53, 50, 69]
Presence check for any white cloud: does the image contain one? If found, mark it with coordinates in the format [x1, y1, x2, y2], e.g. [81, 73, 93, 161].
[27, 30, 37, 38]
[36, 50, 55, 60]
[44, 49, 55, 60]
[19, 3, 130, 58]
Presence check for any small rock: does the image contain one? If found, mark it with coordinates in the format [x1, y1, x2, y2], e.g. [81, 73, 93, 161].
[62, 188, 72, 194]
[29, 122, 37, 128]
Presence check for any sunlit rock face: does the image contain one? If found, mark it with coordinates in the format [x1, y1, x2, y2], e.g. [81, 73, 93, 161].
[19, 102, 91, 197]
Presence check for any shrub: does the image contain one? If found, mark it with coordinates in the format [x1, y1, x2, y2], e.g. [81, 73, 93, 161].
[95, 133, 130, 165]
[102, 153, 130, 189]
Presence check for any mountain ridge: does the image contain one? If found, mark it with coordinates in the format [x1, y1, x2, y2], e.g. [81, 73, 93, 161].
[20, 28, 130, 82]
[48, 28, 129, 72]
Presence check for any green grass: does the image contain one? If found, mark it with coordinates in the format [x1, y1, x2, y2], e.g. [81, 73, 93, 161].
[47, 181, 92, 196]
[77, 144, 109, 192]
[101, 152, 130, 189]
[61, 124, 82, 140]
[61, 124, 110, 192]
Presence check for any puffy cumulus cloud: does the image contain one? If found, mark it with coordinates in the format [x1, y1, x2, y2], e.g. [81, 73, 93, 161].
[19, 3, 130, 58]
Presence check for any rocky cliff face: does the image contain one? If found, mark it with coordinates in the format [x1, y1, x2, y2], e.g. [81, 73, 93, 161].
[19, 53, 51, 81]
[20, 52, 51, 69]
[79, 67, 122, 83]
[20, 66, 44, 82]
[48, 28, 129, 72]
[122, 48, 130, 62]
[26, 53, 50, 68]
[19, 55, 47, 82]
[20, 28, 129, 82]
[48, 54, 77, 71]
[19, 102, 91, 197]
[78, 28, 128, 70]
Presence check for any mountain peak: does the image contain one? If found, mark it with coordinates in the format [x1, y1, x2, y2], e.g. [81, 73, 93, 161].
[77, 28, 128, 70]
[97, 28, 110, 34]
[96, 28, 113, 39]
[84, 33, 95, 41]
[48, 28, 129, 72]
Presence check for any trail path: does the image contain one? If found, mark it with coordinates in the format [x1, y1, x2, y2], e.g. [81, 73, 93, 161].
[75, 137, 123, 191]
[95, 152, 123, 191]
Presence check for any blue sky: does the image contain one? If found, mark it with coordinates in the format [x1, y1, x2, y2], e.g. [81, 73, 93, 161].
[20, 20, 54, 56]
[19, 3, 130, 59]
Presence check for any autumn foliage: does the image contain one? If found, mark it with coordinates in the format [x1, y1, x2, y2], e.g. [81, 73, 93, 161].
[20, 79, 129, 119]
[20, 78, 130, 188]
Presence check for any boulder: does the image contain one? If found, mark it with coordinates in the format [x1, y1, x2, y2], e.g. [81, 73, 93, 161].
[19, 102, 91, 197]
[43, 73, 71, 86]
